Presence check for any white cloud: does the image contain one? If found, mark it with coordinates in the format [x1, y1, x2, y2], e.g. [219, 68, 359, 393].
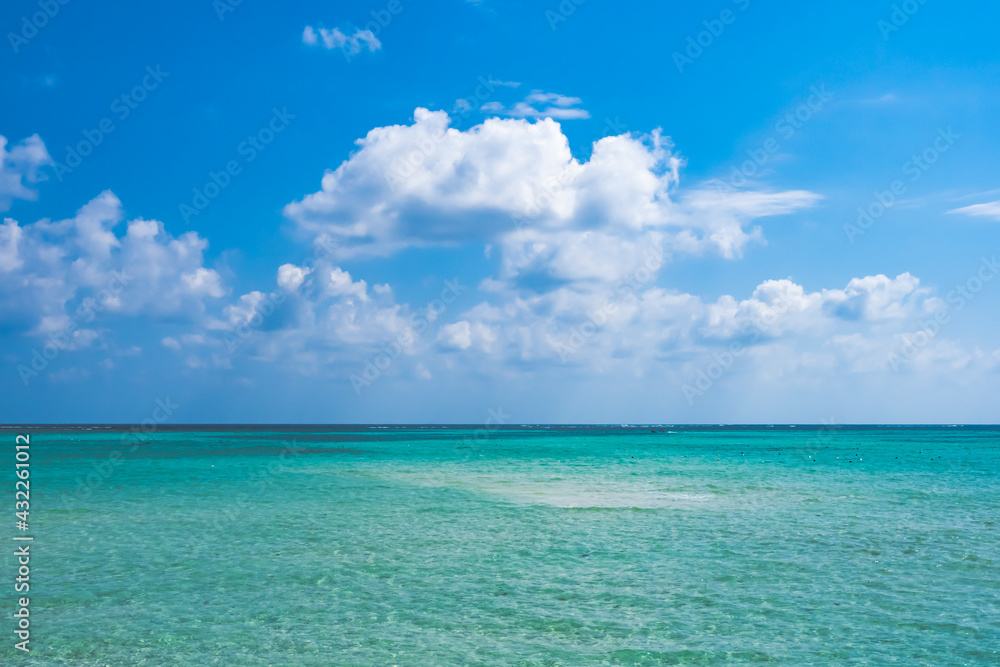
[487, 78, 521, 88]
[184, 257, 418, 375]
[481, 89, 591, 120]
[33, 114, 947, 400]
[820, 273, 936, 322]
[429, 271, 955, 382]
[221, 291, 270, 330]
[438, 319, 499, 353]
[302, 25, 381, 54]
[1, 134, 52, 211]
[675, 189, 823, 259]
[0, 219, 24, 271]
[439, 320, 473, 349]
[949, 201, 1000, 221]
[4, 120, 982, 411]
[0, 190, 225, 340]
[327, 266, 369, 302]
[283, 108, 820, 287]
[277, 263, 311, 291]
[272, 110, 827, 380]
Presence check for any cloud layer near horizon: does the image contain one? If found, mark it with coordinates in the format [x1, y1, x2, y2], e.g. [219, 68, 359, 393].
[2, 118, 997, 407]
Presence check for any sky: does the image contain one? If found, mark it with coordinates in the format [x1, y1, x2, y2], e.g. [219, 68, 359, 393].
[1, 0, 999, 424]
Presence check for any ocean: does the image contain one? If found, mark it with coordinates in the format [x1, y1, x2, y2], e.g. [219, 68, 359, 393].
[5, 425, 999, 665]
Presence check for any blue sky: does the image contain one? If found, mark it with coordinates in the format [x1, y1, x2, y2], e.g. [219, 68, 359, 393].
[2, 0, 999, 423]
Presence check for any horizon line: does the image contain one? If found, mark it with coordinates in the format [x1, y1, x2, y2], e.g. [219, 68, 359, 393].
[2, 423, 998, 429]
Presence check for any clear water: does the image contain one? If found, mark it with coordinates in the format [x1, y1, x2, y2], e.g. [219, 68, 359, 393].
[7, 426, 999, 665]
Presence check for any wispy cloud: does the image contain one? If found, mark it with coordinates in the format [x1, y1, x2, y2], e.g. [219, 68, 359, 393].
[481, 89, 591, 120]
[302, 25, 381, 55]
[0, 134, 52, 211]
[948, 201, 1000, 221]
[487, 78, 521, 88]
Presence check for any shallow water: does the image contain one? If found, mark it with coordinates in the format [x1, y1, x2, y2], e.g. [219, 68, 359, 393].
[7, 426, 1000, 665]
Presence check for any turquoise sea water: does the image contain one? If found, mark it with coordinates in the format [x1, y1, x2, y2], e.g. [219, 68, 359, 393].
[5, 425, 999, 665]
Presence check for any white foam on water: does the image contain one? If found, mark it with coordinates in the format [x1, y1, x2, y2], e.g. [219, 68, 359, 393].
[496, 487, 715, 509]
[364, 466, 718, 509]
